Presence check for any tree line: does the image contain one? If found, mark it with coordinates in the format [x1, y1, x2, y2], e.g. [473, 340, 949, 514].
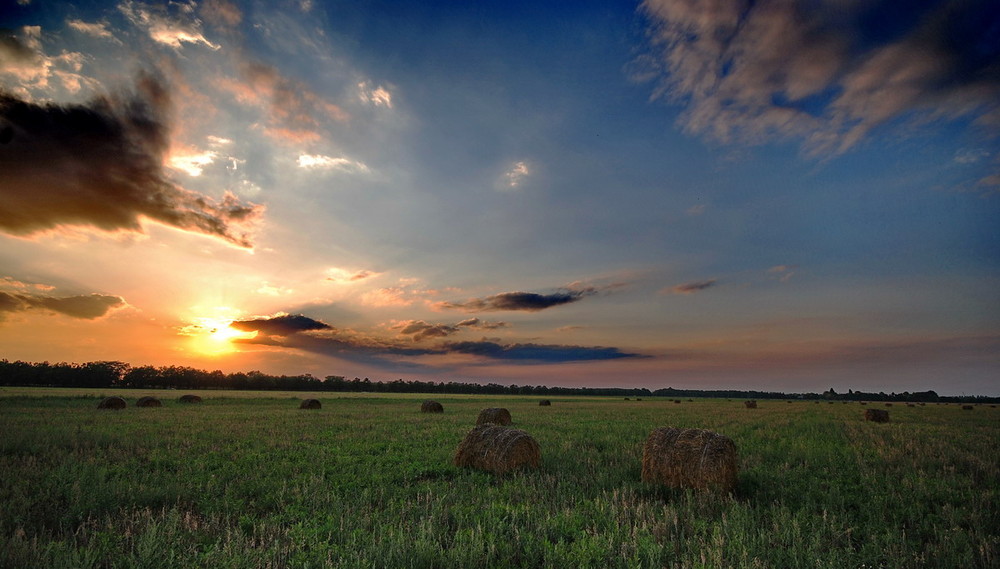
[0, 359, 995, 403]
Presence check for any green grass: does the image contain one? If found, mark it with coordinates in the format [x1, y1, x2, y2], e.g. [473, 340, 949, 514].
[1, 391, 997, 568]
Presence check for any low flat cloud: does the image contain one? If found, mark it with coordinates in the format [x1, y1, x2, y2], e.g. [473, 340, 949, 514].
[0, 74, 263, 247]
[438, 287, 600, 312]
[230, 314, 332, 336]
[0, 291, 124, 321]
[443, 340, 643, 363]
[639, 0, 1000, 156]
[666, 279, 717, 295]
[392, 317, 509, 341]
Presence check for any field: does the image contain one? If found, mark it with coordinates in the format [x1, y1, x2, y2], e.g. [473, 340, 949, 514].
[1, 388, 997, 568]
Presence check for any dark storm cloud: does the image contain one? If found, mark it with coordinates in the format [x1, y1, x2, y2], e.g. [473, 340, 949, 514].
[0, 291, 124, 320]
[669, 279, 717, 295]
[438, 288, 599, 312]
[230, 314, 333, 336]
[0, 73, 263, 247]
[443, 340, 644, 363]
[236, 328, 442, 369]
[639, 0, 1000, 155]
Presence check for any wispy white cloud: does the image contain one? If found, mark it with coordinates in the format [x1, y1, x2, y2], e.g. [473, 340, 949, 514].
[119, 0, 220, 50]
[499, 160, 531, 190]
[67, 20, 118, 41]
[297, 154, 370, 173]
[358, 81, 392, 108]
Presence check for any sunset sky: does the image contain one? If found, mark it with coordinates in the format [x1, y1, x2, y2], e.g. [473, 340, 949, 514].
[1, 0, 998, 394]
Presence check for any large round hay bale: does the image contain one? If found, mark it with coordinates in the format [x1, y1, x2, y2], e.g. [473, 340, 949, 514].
[453, 425, 541, 474]
[865, 409, 889, 423]
[135, 396, 161, 408]
[641, 427, 738, 493]
[885, 403, 893, 407]
[674, 400, 681, 404]
[299, 398, 321, 410]
[97, 396, 126, 410]
[962, 405, 973, 411]
[179, 394, 203, 404]
[744, 400, 757, 409]
[476, 407, 512, 426]
[421, 400, 444, 413]
[538, 399, 551, 406]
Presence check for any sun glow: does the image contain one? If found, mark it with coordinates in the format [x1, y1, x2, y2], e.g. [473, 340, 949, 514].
[182, 313, 258, 356]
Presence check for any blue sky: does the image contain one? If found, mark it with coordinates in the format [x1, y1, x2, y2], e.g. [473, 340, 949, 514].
[1, 0, 998, 394]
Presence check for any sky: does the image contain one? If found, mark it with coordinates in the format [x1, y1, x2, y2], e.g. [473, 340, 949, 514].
[1, 0, 998, 395]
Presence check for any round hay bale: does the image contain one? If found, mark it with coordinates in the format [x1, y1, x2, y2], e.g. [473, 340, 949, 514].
[476, 407, 512, 426]
[538, 399, 551, 406]
[674, 400, 681, 404]
[179, 394, 202, 404]
[687, 399, 694, 402]
[453, 425, 540, 474]
[744, 400, 757, 409]
[299, 398, 321, 410]
[135, 396, 161, 408]
[860, 402, 867, 405]
[97, 396, 126, 410]
[962, 405, 973, 411]
[421, 400, 444, 413]
[865, 409, 890, 423]
[906, 403, 915, 407]
[641, 427, 738, 493]
[885, 403, 893, 407]
[636, 398, 643, 401]
[624, 397, 630, 401]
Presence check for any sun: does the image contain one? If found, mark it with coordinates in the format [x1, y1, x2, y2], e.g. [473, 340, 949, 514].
[184, 314, 258, 356]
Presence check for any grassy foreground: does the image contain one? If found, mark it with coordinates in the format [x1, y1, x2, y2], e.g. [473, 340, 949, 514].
[1, 389, 997, 568]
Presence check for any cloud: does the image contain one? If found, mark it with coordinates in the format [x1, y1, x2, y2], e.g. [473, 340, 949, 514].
[358, 82, 392, 108]
[236, 326, 441, 368]
[119, 0, 220, 50]
[325, 268, 380, 283]
[0, 74, 264, 247]
[200, 0, 242, 29]
[442, 340, 643, 363]
[297, 154, 370, 173]
[497, 161, 531, 191]
[218, 61, 347, 144]
[0, 27, 95, 94]
[0, 291, 125, 321]
[639, 0, 1000, 156]
[768, 265, 797, 282]
[392, 317, 509, 341]
[230, 314, 332, 336]
[685, 204, 707, 216]
[666, 279, 717, 295]
[67, 20, 117, 41]
[437, 287, 600, 312]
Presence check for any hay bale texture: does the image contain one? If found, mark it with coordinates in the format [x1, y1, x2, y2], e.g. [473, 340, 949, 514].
[641, 427, 738, 493]
[97, 396, 126, 410]
[179, 394, 202, 404]
[744, 400, 757, 409]
[300, 398, 321, 409]
[421, 400, 444, 413]
[453, 425, 541, 474]
[865, 409, 890, 423]
[135, 396, 161, 408]
[538, 400, 551, 406]
[476, 407, 512, 426]
[962, 405, 974, 411]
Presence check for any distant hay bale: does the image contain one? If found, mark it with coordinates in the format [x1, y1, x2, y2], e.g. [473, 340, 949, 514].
[687, 399, 694, 402]
[962, 405, 973, 411]
[179, 394, 202, 404]
[885, 403, 893, 407]
[907, 403, 915, 407]
[476, 407, 512, 426]
[636, 398, 643, 401]
[538, 399, 551, 406]
[744, 400, 757, 409]
[828, 401, 834, 404]
[624, 397, 630, 401]
[641, 427, 738, 493]
[453, 425, 541, 474]
[97, 396, 126, 410]
[299, 398, 321, 410]
[421, 400, 444, 413]
[674, 400, 681, 404]
[860, 402, 867, 405]
[135, 396, 161, 408]
[865, 409, 890, 423]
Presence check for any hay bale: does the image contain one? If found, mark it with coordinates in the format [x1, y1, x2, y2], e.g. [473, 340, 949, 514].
[135, 396, 161, 408]
[97, 396, 126, 410]
[674, 400, 681, 404]
[885, 403, 893, 407]
[865, 409, 889, 423]
[860, 402, 867, 405]
[641, 427, 738, 493]
[624, 397, 630, 401]
[299, 398, 321, 410]
[962, 405, 973, 411]
[744, 400, 757, 409]
[453, 425, 541, 474]
[906, 403, 915, 407]
[421, 400, 444, 413]
[179, 394, 202, 404]
[476, 407, 512, 426]
[538, 399, 551, 406]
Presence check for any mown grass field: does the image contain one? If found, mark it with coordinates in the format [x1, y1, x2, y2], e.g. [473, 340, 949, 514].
[1, 388, 997, 568]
